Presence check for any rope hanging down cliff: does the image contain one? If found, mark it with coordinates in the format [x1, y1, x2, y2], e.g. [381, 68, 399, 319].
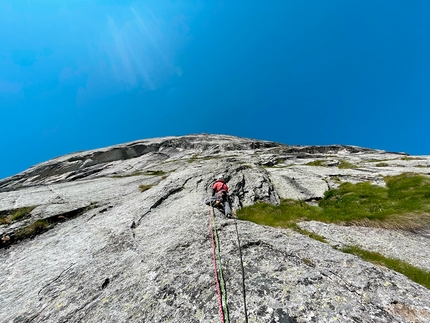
[209, 204, 249, 323]
[233, 218, 249, 323]
[209, 205, 230, 323]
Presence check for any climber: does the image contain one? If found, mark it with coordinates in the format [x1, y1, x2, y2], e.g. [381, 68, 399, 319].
[210, 174, 232, 218]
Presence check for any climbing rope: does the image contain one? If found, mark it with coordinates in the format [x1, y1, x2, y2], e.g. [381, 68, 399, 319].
[234, 219, 249, 323]
[209, 206, 225, 323]
[209, 205, 230, 323]
[209, 202, 249, 323]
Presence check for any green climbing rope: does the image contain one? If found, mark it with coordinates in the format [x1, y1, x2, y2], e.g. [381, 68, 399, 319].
[211, 205, 230, 323]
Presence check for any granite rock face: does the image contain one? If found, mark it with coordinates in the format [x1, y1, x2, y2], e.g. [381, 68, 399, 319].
[1, 134, 430, 323]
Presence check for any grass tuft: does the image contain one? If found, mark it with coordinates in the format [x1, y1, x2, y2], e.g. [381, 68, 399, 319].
[238, 173, 430, 231]
[342, 245, 430, 289]
[338, 159, 357, 169]
[139, 184, 152, 193]
[305, 160, 325, 167]
[376, 162, 390, 167]
[238, 199, 318, 228]
[111, 171, 144, 178]
[237, 173, 430, 289]
[301, 258, 315, 267]
[144, 170, 165, 176]
[16, 219, 50, 239]
[10, 207, 36, 221]
[400, 156, 422, 161]
[0, 206, 36, 225]
[289, 223, 327, 243]
[304, 159, 357, 169]
[188, 154, 199, 163]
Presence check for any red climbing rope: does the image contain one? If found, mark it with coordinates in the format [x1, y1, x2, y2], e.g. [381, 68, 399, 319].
[210, 206, 225, 323]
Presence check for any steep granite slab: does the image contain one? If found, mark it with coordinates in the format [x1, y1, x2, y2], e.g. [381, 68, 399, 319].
[266, 167, 328, 200]
[1, 134, 430, 322]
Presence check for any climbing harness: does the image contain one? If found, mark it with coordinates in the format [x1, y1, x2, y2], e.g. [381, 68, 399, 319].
[209, 205, 230, 323]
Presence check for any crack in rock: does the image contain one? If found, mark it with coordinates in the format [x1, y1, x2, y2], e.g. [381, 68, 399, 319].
[1, 204, 97, 249]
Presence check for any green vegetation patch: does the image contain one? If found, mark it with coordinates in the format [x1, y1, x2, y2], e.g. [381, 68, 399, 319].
[111, 170, 166, 178]
[2, 203, 98, 249]
[238, 199, 319, 228]
[342, 245, 430, 289]
[111, 171, 144, 178]
[144, 170, 165, 176]
[139, 184, 152, 193]
[338, 159, 357, 169]
[305, 160, 325, 167]
[290, 223, 327, 243]
[400, 156, 423, 161]
[304, 159, 357, 169]
[376, 163, 390, 167]
[330, 176, 342, 184]
[238, 173, 430, 231]
[202, 156, 221, 161]
[16, 219, 51, 240]
[238, 173, 430, 289]
[138, 171, 169, 192]
[368, 158, 391, 163]
[0, 206, 36, 225]
[188, 154, 199, 163]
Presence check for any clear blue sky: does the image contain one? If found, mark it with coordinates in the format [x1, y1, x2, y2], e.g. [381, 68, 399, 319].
[1, 1, 429, 180]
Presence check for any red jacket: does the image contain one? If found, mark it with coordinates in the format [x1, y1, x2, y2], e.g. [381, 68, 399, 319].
[213, 180, 228, 195]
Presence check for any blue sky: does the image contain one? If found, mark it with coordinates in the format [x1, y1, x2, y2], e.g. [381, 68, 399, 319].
[1, 1, 429, 179]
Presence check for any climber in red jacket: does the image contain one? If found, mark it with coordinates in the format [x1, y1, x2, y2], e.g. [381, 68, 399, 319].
[212, 175, 228, 196]
[211, 174, 232, 217]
